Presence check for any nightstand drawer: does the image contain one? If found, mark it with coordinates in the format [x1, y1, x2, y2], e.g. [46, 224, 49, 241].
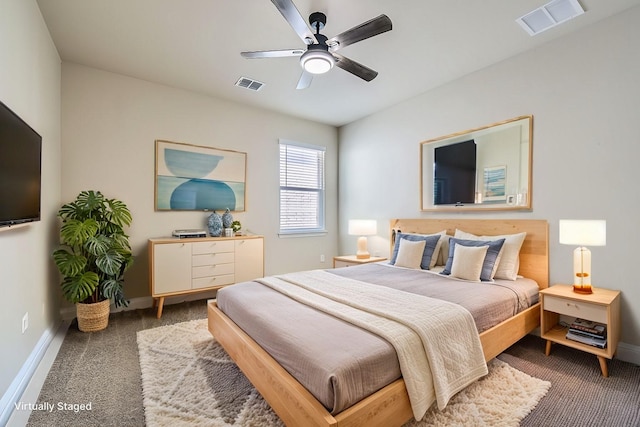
[544, 295, 607, 323]
[333, 256, 387, 268]
[334, 260, 354, 268]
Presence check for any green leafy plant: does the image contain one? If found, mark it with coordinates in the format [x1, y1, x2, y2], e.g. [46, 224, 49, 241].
[52, 190, 133, 308]
[231, 220, 242, 233]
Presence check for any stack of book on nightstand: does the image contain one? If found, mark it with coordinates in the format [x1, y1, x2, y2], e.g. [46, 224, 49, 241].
[566, 318, 607, 349]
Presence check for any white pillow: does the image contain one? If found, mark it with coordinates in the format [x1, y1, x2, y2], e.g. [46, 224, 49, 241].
[454, 230, 526, 280]
[394, 238, 427, 269]
[450, 244, 489, 281]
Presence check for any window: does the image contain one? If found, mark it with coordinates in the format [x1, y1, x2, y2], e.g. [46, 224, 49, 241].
[279, 140, 326, 235]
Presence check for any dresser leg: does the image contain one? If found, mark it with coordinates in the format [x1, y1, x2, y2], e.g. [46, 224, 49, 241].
[156, 297, 165, 319]
[545, 340, 552, 356]
[597, 356, 609, 377]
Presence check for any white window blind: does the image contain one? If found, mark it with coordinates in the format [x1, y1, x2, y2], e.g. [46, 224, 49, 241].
[279, 141, 325, 234]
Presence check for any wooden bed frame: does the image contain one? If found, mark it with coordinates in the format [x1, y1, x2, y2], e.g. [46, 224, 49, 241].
[207, 219, 548, 427]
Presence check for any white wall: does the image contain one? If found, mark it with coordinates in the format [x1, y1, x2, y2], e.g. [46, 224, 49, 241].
[0, 0, 61, 418]
[61, 63, 338, 301]
[338, 7, 640, 352]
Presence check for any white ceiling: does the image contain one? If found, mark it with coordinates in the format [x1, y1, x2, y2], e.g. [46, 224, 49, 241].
[37, 0, 640, 127]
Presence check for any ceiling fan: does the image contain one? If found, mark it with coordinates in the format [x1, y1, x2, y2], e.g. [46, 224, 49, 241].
[241, 0, 392, 89]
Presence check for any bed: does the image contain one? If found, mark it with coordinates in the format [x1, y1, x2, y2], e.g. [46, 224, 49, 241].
[207, 219, 549, 427]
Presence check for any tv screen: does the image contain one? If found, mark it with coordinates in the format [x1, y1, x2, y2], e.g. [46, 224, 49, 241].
[0, 100, 42, 227]
[433, 139, 476, 205]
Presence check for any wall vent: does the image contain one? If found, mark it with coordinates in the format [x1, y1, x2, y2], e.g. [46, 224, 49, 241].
[516, 0, 585, 36]
[235, 77, 264, 91]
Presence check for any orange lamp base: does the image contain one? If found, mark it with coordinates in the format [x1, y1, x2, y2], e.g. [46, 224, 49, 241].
[573, 284, 593, 294]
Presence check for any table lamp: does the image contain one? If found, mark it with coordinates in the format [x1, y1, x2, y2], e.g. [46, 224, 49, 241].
[559, 219, 606, 294]
[348, 220, 377, 259]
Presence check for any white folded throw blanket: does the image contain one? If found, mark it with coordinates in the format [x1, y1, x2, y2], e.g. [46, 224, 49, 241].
[257, 269, 488, 421]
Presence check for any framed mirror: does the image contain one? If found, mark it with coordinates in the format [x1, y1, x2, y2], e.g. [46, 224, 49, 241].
[420, 115, 532, 212]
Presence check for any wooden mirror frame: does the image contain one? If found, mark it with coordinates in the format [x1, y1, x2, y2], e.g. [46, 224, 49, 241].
[420, 115, 533, 212]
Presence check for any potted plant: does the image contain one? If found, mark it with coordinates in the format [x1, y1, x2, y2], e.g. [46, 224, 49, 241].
[231, 220, 242, 235]
[52, 190, 134, 332]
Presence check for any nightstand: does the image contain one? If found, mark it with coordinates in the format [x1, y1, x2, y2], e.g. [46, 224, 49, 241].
[540, 284, 621, 377]
[333, 255, 387, 268]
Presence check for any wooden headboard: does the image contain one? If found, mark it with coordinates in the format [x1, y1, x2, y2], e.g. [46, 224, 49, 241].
[390, 219, 549, 288]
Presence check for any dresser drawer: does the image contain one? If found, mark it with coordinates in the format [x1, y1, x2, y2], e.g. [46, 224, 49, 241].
[544, 295, 607, 323]
[192, 274, 235, 289]
[192, 252, 234, 266]
[192, 240, 234, 254]
[192, 263, 235, 279]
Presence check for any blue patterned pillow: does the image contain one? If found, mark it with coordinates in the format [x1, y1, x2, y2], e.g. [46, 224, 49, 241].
[390, 233, 442, 270]
[441, 237, 506, 281]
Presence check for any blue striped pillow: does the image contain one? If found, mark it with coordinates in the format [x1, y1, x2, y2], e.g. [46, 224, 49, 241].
[441, 237, 505, 281]
[390, 233, 442, 270]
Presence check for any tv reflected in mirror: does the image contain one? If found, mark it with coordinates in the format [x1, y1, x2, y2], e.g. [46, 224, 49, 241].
[434, 139, 476, 205]
[0, 100, 42, 228]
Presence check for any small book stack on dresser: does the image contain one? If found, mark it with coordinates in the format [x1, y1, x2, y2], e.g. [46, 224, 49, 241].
[566, 318, 607, 349]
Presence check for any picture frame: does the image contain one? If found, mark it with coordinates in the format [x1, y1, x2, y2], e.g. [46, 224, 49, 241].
[483, 165, 507, 202]
[155, 140, 246, 212]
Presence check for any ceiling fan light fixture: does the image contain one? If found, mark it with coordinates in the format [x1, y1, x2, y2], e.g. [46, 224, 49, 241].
[300, 49, 334, 74]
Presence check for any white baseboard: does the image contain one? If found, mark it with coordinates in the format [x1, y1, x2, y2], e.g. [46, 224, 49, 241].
[0, 320, 68, 427]
[60, 291, 217, 320]
[616, 341, 640, 366]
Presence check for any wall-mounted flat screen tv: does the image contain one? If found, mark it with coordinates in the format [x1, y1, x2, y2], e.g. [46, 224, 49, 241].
[433, 139, 476, 205]
[0, 100, 42, 228]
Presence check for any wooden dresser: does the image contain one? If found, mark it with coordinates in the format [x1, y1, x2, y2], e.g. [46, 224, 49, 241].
[148, 235, 264, 318]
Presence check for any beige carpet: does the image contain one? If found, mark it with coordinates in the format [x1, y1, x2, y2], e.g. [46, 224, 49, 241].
[137, 319, 550, 427]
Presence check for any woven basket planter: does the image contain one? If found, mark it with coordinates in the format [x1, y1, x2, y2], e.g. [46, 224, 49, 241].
[76, 299, 110, 332]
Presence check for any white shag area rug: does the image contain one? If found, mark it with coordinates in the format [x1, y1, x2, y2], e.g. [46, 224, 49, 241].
[137, 319, 550, 427]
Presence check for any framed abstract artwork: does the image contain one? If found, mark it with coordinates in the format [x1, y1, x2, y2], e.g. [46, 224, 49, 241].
[155, 140, 246, 212]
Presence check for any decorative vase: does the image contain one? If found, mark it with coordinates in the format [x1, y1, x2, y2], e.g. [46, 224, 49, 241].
[76, 299, 110, 332]
[222, 208, 233, 229]
[208, 211, 223, 237]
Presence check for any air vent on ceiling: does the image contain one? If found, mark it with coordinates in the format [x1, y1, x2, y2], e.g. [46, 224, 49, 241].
[235, 77, 264, 91]
[516, 0, 585, 36]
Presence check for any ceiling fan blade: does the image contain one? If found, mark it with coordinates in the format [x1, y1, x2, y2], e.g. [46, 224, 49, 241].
[328, 14, 392, 51]
[241, 49, 304, 59]
[333, 53, 378, 82]
[270, 0, 317, 45]
[296, 71, 313, 89]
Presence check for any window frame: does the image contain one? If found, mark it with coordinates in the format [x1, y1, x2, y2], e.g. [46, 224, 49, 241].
[278, 139, 326, 237]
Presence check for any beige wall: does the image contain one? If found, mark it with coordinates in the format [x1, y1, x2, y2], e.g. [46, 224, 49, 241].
[0, 0, 61, 415]
[60, 63, 339, 303]
[338, 6, 640, 360]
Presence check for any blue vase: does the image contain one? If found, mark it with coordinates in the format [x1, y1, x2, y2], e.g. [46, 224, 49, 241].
[222, 208, 233, 229]
[207, 211, 223, 237]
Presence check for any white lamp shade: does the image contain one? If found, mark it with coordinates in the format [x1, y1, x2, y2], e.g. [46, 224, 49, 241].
[559, 219, 606, 294]
[559, 220, 606, 246]
[348, 220, 377, 236]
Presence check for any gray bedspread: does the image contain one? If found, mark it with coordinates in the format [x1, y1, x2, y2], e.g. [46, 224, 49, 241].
[215, 262, 539, 415]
